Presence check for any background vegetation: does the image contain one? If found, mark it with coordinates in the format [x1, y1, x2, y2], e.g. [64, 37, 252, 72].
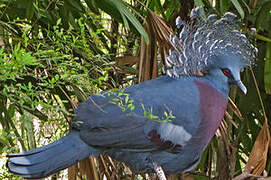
[0, 0, 270, 179]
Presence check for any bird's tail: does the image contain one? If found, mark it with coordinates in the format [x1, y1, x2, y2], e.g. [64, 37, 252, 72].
[7, 130, 99, 179]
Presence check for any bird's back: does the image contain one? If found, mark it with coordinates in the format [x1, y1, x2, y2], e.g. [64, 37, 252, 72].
[103, 75, 228, 174]
[72, 74, 228, 173]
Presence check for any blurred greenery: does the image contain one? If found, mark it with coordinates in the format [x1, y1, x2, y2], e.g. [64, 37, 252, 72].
[0, 0, 270, 179]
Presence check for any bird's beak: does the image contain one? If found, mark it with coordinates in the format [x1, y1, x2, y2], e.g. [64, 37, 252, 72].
[231, 69, 247, 95]
[235, 80, 247, 95]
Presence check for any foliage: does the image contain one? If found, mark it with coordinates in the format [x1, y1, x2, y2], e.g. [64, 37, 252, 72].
[141, 104, 176, 122]
[0, 1, 120, 179]
[106, 89, 175, 122]
[108, 89, 136, 112]
[0, 0, 270, 180]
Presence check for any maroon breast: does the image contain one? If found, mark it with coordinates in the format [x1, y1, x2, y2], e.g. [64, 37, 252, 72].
[193, 80, 228, 150]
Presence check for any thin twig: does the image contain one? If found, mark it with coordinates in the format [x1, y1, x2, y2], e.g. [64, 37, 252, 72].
[134, 0, 149, 10]
[89, 97, 107, 113]
[99, 156, 111, 179]
[228, 97, 243, 119]
[152, 162, 167, 180]
[250, 68, 268, 122]
[28, 0, 57, 36]
[233, 171, 263, 180]
[0, 1, 11, 19]
[58, 85, 77, 110]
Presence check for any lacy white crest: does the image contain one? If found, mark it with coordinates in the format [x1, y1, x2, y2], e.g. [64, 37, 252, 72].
[165, 8, 258, 78]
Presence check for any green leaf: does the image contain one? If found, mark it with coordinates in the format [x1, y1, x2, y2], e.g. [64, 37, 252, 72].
[255, 34, 271, 42]
[163, 0, 177, 19]
[241, 0, 251, 14]
[111, 0, 149, 43]
[220, 0, 230, 14]
[94, 0, 149, 43]
[22, 113, 36, 149]
[231, 0, 244, 19]
[0, 136, 8, 146]
[0, 21, 18, 34]
[8, 104, 16, 118]
[26, 0, 35, 19]
[125, 95, 129, 104]
[150, 0, 163, 14]
[66, 0, 85, 12]
[194, 0, 205, 7]
[118, 65, 139, 74]
[264, 32, 271, 94]
[255, 2, 271, 31]
[85, 0, 100, 14]
[56, 18, 62, 26]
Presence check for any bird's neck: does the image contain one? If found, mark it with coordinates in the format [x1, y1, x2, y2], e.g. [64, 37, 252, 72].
[199, 69, 230, 98]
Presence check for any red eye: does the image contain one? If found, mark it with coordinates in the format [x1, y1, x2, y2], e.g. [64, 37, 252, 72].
[222, 69, 231, 76]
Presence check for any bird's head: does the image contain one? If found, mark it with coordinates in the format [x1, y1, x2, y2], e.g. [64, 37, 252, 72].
[165, 8, 258, 95]
[209, 53, 248, 94]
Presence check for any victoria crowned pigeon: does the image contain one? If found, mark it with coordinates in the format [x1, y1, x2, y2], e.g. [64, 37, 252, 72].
[7, 8, 257, 179]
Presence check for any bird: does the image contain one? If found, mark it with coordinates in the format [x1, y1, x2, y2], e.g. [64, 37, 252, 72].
[7, 8, 257, 179]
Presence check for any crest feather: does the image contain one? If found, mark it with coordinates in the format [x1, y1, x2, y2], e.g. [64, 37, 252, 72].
[165, 8, 257, 78]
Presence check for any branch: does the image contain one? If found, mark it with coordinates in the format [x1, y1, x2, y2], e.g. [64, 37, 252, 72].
[152, 162, 167, 180]
[233, 171, 264, 180]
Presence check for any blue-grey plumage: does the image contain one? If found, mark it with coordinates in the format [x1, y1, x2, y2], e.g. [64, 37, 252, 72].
[7, 131, 99, 178]
[7, 9, 257, 179]
[6, 64, 234, 178]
